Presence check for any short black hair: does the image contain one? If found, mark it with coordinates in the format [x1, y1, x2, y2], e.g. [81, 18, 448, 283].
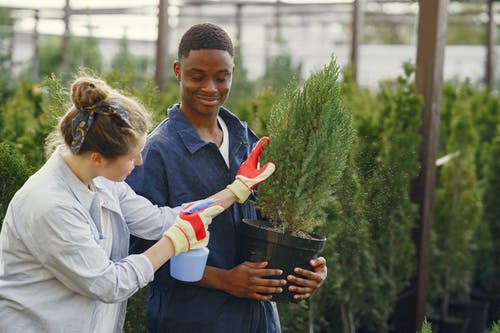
[178, 22, 234, 59]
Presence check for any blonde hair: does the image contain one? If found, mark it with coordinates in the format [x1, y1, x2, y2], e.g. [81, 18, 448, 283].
[52, 76, 151, 158]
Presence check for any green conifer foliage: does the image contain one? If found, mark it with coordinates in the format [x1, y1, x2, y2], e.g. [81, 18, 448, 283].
[274, 63, 422, 333]
[316, 159, 379, 333]
[231, 86, 278, 138]
[472, 75, 500, 297]
[41, 74, 70, 156]
[356, 63, 422, 331]
[256, 56, 355, 235]
[309, 68, 380, 333]
[0, 80, 45, 168]
[475, 129, 500, 293]
[472, 88, 500, 180]
[490, 320, 500, 333]
[37, 36, 103, 83]
[260, 52, 302, 93]
[0, 142, 33, 222]
[110, 36, 156, 91]
[431, 80, 482, 317]
[419, 318, 433, 333]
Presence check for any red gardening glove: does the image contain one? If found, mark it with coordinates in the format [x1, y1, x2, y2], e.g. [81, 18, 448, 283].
[227, 137, 276, 203]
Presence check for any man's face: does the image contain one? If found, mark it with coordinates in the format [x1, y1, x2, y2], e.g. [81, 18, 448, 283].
[174, 49, 234, 116]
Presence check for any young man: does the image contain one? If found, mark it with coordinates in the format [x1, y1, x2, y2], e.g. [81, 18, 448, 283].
[126, 22, 327, 332]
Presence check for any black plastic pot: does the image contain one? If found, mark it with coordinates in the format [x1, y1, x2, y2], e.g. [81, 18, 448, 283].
[471, 288, 500, 328]
[438, 316, 469, 333]
[448, 299, 490, 333]
[426, 314, 468, 333]
[239, 218, 326, 303]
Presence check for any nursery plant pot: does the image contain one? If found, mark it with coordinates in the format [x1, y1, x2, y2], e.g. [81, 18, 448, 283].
[448, 299, 489, 333]
[393, 286, 417, 332]
[471, 288, 500, 327]
[438, 316, 468, 333]
[239, 218, 326, 303]
[426, 314, 468, 333]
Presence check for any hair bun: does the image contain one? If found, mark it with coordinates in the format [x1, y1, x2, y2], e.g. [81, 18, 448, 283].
[71, 77, 109, 109]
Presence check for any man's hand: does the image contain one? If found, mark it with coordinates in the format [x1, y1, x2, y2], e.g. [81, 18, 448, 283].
[227, 137, 276, 203]
[286, 257, 328, 301]
[163, 200, 224, 255]
[221, 261, 287, 301]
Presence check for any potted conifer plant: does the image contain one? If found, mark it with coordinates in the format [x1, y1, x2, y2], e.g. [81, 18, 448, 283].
[239, 56, 355, 302]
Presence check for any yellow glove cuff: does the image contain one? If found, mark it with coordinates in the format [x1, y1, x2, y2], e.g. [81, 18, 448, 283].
[226, 178, 251, 204]
[164, 226, 190, 256]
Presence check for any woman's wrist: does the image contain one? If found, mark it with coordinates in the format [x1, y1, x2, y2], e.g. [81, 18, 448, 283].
[143, 236, 175, 271]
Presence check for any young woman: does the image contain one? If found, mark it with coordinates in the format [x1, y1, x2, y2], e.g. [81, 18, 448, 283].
[0, 75, 275, 332]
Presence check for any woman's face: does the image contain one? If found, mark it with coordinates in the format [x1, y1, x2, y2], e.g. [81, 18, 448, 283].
[99, 135, 146, 182]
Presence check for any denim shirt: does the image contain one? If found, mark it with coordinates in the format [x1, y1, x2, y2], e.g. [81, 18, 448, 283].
[126, 104, 281, 333]
[0, 148, 180, 333]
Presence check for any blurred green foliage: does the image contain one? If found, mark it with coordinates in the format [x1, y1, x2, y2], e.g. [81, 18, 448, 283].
[419, 318, 433, 333]
[306, 64, 422, 333]
[0, 80, 45, 167]
[491, 320, 500, 333]
[473, 90, 500, 296]
[37, 36, 103, 82]
[431, 80, 483, 319]
[0, 142, 33, 220]
[0, 8, 15, 103]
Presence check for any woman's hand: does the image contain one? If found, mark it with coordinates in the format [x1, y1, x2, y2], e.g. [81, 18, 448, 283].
[163, 200, 224, 255]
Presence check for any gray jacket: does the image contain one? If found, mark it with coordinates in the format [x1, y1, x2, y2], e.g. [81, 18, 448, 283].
[0, 148, 180, 332]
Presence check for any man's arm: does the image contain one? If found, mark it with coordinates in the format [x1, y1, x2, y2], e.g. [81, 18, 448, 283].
[195, 263, 287, 301]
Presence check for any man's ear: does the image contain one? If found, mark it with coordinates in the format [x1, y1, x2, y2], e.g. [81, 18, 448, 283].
[89, 152, 104, 167]
[173, 61, 181, 81]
